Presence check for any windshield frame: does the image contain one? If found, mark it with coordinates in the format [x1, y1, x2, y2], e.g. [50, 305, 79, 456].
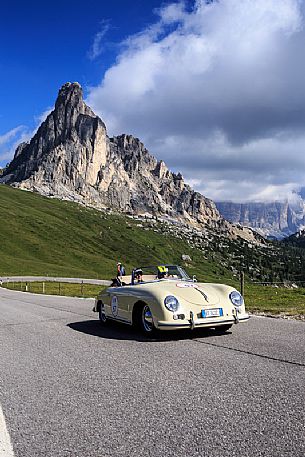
[131, 265, 191, 285]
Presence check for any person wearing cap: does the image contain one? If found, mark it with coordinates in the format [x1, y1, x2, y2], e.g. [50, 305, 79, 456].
[157, 265, 168, 279]
[117, 262, 126, 278]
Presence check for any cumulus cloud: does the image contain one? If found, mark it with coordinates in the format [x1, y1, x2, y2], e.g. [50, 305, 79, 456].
[87, 0, 305, 202]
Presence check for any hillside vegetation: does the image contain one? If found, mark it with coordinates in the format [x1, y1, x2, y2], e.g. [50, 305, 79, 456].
[0, 184, 231, 282]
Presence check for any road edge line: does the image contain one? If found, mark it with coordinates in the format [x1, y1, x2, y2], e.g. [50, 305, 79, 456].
[0, 403, 15, 457]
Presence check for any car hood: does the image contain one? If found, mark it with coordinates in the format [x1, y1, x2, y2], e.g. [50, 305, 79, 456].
[169, 282, 221, 306]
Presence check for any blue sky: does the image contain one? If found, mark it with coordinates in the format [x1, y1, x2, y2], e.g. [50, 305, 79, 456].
[0, 0, 168, 133]
[2, 0, 305, 203]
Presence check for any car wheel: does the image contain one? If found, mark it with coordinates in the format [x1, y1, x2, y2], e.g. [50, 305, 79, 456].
[216, 324, 232, 333]
[142, 304, 154, 333]
[98, 302, 107, 325]
[134, 303, 155, 334]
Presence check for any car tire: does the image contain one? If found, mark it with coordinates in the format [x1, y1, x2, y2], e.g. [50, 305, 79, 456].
[98, 302, 107, 325]
[216, 324, 232, 333]
[134, 303, 155, 335]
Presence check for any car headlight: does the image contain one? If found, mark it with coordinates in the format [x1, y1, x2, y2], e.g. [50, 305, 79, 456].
[164, 295, 180, 312]
[229, 291, 244, 307]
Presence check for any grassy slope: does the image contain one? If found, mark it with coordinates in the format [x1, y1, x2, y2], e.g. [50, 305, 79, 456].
[0, 184, 230, 282]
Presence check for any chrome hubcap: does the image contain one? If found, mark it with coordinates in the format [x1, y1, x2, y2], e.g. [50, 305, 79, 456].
[142, 305, 153, 332]
[99, 306, 106, 323]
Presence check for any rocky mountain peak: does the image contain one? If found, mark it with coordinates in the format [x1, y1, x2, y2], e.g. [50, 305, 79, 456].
[55, 82, 82, 105]
[1, 82, 261, 243]
[216, 200, 305, 239]
[54, 81, 96, 119]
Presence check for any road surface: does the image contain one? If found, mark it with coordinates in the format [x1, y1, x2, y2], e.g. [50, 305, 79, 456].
[0, 287, 304, 457]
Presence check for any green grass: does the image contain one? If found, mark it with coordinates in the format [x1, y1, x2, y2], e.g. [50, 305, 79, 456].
[244, 283, 305, 316]
[2, 281, 105, 299]
[0, 184, 229, 282]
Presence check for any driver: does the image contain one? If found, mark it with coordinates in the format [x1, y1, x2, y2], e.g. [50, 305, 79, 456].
[157, 265, 168, 279]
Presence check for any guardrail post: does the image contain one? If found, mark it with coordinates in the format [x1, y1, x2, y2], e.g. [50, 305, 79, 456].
[25, 282, 28, 292]
[81, 280, 84, 296]
[42, 282, 45, 294]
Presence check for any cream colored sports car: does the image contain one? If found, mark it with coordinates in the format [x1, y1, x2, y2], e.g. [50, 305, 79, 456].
[93, 265, 249, 334]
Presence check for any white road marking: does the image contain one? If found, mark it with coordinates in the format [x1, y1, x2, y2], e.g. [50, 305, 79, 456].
[0, 404, 15, 457]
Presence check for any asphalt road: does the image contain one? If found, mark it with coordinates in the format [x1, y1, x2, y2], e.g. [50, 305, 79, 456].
[0, 287, 304, 457]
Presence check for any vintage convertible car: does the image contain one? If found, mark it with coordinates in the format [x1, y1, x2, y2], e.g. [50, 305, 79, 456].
[93, 265, 249, 334]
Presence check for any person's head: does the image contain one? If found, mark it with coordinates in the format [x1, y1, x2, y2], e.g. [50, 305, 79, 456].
[157, 265, 168, 279]
[135, 268, 143, 282]
[117, 262, 122, 277]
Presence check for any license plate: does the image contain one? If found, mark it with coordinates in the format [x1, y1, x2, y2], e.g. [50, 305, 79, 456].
[201, 308, 223, 318]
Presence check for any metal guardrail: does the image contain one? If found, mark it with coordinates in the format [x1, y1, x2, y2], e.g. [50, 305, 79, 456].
[251, 281, 302, 285]
[0, 276, 111, 297]
[0, 276, 111, 285]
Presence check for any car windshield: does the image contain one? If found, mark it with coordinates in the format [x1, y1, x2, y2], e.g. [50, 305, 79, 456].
[131, 265, 191, 284]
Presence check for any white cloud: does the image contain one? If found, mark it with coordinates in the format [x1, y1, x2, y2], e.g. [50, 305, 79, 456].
[88, 21, 111, 61]
[150, 130, 305, 202]
[0, 108, 52, 166]
[0, 126, 26, 164]
[34, 107, 52, 126]
[87, 0, 305, 202]
[0, 126, 24, 147]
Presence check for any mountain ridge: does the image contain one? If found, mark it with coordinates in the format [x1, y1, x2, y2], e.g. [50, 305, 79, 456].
[1, 81, 261, 244]
[2, 83, 216, 224]
[216, 198, 305, 239]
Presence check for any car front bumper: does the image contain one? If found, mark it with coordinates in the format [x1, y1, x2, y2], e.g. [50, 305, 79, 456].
[156, 313, 250, 330]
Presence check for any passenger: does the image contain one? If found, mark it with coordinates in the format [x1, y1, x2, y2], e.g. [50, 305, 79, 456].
[134, 268, 143, 283]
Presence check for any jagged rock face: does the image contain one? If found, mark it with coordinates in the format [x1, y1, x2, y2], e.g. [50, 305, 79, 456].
[2, 81, 261, 243]
[216, 201, 305, 239]
[285, 229, 305, 248]
[3, 83, 108, 203]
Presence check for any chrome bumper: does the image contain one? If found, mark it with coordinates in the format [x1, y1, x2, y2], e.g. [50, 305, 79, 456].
[157, 313, 250, 329]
